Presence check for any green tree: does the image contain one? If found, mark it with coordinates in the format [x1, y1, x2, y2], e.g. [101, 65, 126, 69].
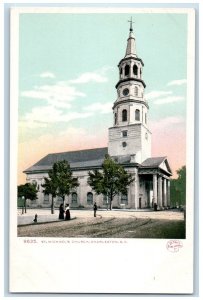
[176, 166, 186, 206]
[48, 160, 79, 208]
[42, 173, 58, 214]
[170, 166, 186, 207]
[88, 155, 134, 210]
[17, 183, 38, 213]
[170, 179, 180, 207]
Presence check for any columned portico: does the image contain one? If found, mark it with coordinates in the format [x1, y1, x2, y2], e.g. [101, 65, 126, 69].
[158, 176, 162, 208]
[153, 174, 158, 205]
[167, 180, 171, 207]
[163, 178, 167, 207]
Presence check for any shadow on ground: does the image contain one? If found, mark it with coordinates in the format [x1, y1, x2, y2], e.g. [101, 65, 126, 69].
[18, 217, 185, 239]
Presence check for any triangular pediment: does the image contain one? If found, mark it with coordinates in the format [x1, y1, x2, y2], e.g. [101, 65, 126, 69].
[159, 159, 172, 174]
[140, 156, 172, 176]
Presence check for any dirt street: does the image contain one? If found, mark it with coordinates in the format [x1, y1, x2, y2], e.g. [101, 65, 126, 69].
[18, 209, 185, 239]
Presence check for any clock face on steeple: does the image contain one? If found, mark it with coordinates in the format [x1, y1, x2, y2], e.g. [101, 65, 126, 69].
[123, 88, 129, 96]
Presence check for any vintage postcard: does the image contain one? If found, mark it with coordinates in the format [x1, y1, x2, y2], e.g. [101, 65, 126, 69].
[10, 6, 195, 294]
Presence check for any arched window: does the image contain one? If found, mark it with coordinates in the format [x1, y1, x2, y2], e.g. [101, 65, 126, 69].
[72, 192, 77, 203]
[32, 180, 37, 187]
[135, 109, 140, 121]
[122, 109, 127, 122]
[87, 192, 93, 204]
[114, 113, 117, 125]
[44, 194, 49, 203]
[103, 194, 108, 204]
[135, 86, 138, 96]
[145, 113, 147, 124]
[121, 193, 128, 204]
[124, 65, 130, 76]
[140, 68, 142, 77]
[133, 64, 138, 75]
[57, 196, 63, 204]
[120, 67, 123, 75]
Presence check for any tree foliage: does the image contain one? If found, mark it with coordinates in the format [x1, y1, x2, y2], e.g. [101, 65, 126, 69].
[170, 166, 186, 207]
[42, 172, 58, 214]
[42, 160, 79, 210]
[17, 183, 38, 213]
[88, 155, 134, 210]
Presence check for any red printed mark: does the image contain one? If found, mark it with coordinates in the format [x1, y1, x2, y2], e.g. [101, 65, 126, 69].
[166, 240, 183, 252]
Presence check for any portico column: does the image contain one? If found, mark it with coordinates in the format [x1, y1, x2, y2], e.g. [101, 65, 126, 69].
[158, 176, 162, 209]
[135, 177, 138, 210]
[163, 178, 167, 207]
[153, 174, 158, 206]
[167, 180, 171, 207]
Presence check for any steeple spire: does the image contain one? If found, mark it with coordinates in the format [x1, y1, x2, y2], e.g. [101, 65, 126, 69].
[108, 19, 149, 163]
[125, 17, 136, 57]
[128, 16, 134, 32]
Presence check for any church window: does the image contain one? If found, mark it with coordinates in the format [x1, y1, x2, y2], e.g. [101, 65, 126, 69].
[72, 192, 77, 203]
[145, 113, 147, 124]
[123, 88, 129, 96]
[44, 194, 49, 203]
[140, 68, 142, 77]
[135, 86, 138, 96]
[135, 109, 140, 121]
[122, 141, 127, 148]
[122, 109, 127, 122]
[114, 113, 117, 125]
[120, 67, 123, 75]
[103, 194, 108, 204]
[57, 196, 63, 203]
[121, 193, 128, 204]
[122, 130, 127, 137]
[133, 64, 138, 75]
[124, 65, 130, 76]
[87, 192, 93, 204]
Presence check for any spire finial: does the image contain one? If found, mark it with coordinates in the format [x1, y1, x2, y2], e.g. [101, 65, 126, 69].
[128, 16, 135, 32]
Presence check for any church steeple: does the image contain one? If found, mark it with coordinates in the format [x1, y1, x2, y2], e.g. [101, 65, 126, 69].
[125, 17, 136, 57]
[108, 19, 151, 164]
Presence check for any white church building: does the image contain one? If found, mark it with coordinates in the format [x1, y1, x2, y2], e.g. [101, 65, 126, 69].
[24, 21, 172, 210]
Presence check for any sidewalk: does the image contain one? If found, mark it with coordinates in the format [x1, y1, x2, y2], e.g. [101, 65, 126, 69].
[17, 208, 184, 226]
[18, 210, 61, 226]
[17, 208, 96, 225]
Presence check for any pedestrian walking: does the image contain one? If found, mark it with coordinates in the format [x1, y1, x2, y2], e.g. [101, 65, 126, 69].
[59, 203, 65, 220]
[93, 202, 97, 217]
[33, 214, 38, 223]
[65, 204, 71, 220]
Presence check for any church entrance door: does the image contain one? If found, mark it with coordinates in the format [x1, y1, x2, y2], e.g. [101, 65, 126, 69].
[139, 197, 142, 209]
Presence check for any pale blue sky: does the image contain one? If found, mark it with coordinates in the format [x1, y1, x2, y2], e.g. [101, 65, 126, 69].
[17, 11, 189, 184]
[19, 12, 187, 143]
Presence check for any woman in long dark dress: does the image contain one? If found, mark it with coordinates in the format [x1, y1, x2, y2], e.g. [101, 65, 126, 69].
[59, 203, 65, 220]
[65, 204, 71, 220]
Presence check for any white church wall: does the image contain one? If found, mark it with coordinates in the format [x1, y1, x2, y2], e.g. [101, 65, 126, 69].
[141, 126, 152, 162]
[138, 182, 147, 208]
[26, 172, 48, 207]
[124, 167, 138, 209]
[108, 124, 142, 159]
[25, 166, 140, 209]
